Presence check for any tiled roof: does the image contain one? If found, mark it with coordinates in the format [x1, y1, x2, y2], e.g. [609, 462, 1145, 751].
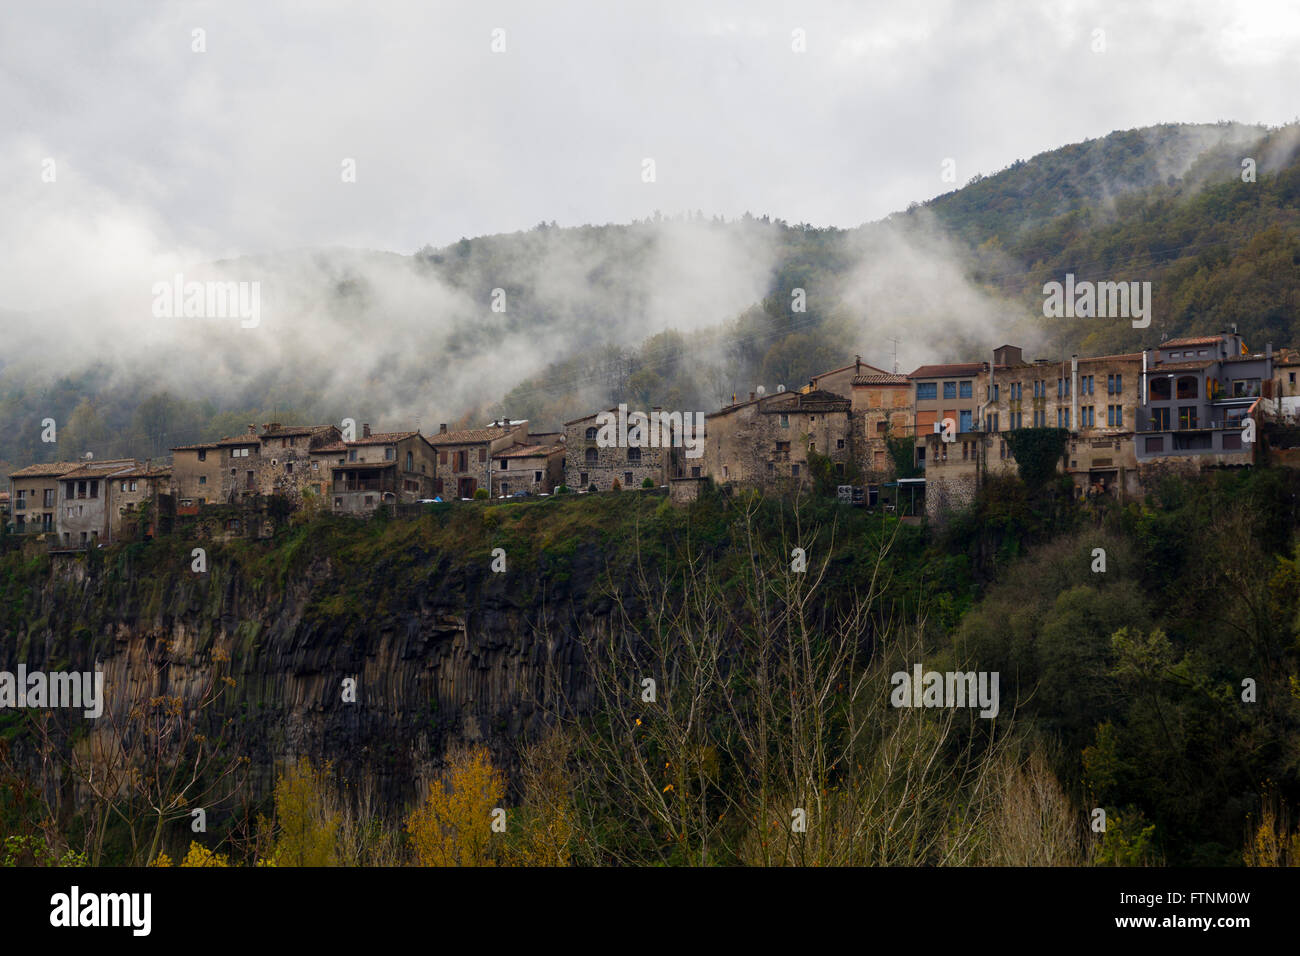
[60, 459, 139, 480]
[260, 424, 337, 439]
[310, 431, 431, 454]
[428, 425, 513, 444]
[1161, 336, 1224, 348]
[344, 430, 421, 445]
[216, 434, 261, 446]
[1151, 360, 1214, 371]
[853, 373, 910, 386]
[172, 441, 221, 451]
[9, 461, 80, 478]
[495, 442, 564, 459]
[908, 363, 987, 379]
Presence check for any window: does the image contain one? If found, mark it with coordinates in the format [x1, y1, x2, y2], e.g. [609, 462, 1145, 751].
[1082, 406, 1094, 428]
[959, 381, 972, 398]
[534, 471, 542, 483]
[1115, 373, 1122, 394]
[439, 449, 448, 465]
[1107, 405, 1122, 427]
[1000, 440, 1007, 459]
[499, 459, 509, 470]
[791, 464, 800, 477]
[312, 461, 319, 471]
[286, 462, 294, 474]
[334, 498, 343, 508]
[349, 449, 358, 462]
[43, 489, 54, 507]
[585, 447, 599, 464]
[1150, 377, 1171, 401]
[917, 383, 937, 400]
[1057, 408, 1070, 429]
[1178, 406, 1198, 430]
[1083, 375, 1094, 395]
[579, 472, 588, 486]
[991, 383, 1000, 401]
[1152, 407, 1170, 430]
[199, 475, 207, 485]
[780, 414, 789, 428]
[961, 441, 969, 461]
[1145, 436, 1164, 453]
[775, 441, 790, 454]
[198, 449, 207, 461]
[987, 412, 999, 432]
[627, 447, 641, 462]
[959, 410, 972, 432]
[836, 439, 845, 450]
[406, 451, 413, 470]
[1011, 382, 1021, 400]
[585, 427, 598, 440]
[1176, 376, 1199, 400]
[623, 472, 633, 485]
[943, 381, 957, 399]
[478, 448, 487, 462]
[385, 447, 395, 461]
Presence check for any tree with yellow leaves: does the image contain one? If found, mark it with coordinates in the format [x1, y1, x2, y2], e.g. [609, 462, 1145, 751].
[407, 746, 505, 867]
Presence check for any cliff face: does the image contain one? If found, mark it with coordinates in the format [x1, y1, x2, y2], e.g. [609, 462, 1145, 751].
[0, 517, 633, 813]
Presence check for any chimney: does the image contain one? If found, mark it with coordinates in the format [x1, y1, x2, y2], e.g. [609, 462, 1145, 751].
[855, 354, 862, 374]
[440, 423, 448, 434]
[749, 391, 756, 402]
[247, 423, 256, 435]
[362, 423, 371, 438]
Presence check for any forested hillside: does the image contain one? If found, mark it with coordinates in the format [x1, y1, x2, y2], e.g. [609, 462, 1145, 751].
[2, 121, 1297, 477]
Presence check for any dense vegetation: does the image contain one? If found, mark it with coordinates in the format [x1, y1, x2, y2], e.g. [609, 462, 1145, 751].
[2, 463, 1300, 866]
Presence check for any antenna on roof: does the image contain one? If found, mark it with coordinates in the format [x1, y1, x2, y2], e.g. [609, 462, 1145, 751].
[890, 337, 900, 374]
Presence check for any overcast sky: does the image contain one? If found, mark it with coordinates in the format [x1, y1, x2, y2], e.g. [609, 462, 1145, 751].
[3, 0, 1299, 311]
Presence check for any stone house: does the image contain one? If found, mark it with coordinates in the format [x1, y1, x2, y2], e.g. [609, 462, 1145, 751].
[427, 421, 528, 498]
[805, 355, 887, 399]
[56, 458, 139, 546]
[704, 389, 852, 491]
[170, 428, 261, 510]
[313, 425, 439, 514]
[8, 461, 78, 534]
[254, 423, 342, 504]
[850, 372, 914, 478]
[491, 433, 566, 496]
[110, 463, 174, 538]
[564, 407, 683, 492]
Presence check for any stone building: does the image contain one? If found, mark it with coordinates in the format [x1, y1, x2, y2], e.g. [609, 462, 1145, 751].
[254, 423, 342, 504]
[56, 458, 139, 546]
[984, 345, 1144, 498]
[704, 389, 852, 491]
[427, 421, 529, 498]
[314, 425, 439, 514]
[564, 408, 682, 492]
[850, 372, 913, 478]
[110, 463, 174, 538]
[8, 461, 78, 534]
[804, 355, 887, 399]
[491, 433, 566, 496]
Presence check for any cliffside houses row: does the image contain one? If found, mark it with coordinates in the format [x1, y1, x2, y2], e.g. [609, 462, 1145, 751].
[6, 330, 1300, 543]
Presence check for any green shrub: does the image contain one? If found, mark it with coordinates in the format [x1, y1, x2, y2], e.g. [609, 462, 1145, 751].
[641, 477, 655, 489]
[473, 488, 489, 500]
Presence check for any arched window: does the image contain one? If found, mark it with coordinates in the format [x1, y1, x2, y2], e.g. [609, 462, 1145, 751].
[405, 450, 414, 471]
[585, 427, 598, 440]
[627, 447, 641, 462]
[1176, 376, 1199, 400]
[585, 447, 599, 464]
[1149, 377, 1171, 401]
